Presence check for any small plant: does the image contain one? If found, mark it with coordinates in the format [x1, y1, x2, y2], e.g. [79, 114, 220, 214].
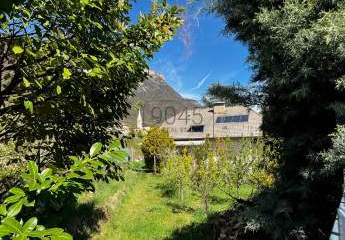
[141, 127, 175, 173]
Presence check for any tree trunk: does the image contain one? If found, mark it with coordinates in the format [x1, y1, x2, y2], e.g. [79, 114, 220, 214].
[153, 155, 156, 174]
[204, 194, 209, 214]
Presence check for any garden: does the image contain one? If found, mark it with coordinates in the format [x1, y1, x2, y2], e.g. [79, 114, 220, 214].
[1, 0, 345, 239]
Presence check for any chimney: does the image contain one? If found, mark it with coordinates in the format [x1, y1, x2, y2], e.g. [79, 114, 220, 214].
[213, 101, 225, 114]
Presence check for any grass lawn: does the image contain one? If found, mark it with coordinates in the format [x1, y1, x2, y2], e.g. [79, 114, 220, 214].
[78, 167, 252, 240]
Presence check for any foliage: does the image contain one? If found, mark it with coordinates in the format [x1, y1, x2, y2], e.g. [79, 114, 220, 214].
[321, 125, 345, 176]
[141, 127, 175, 173]
[210, 0, 345, 238]
[161, 149, 193, 201]
[191, 140, 219, 214]
[0, 139, 127, 239]
[216, 138, 278, 200]
[0, 0, 183, 165]
[203, 83, 260, 107]
[0, 141, 26, 193]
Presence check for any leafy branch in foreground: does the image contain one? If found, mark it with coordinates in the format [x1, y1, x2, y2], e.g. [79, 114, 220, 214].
[0, 0, 183, 164]
[0, 139, 127, 239]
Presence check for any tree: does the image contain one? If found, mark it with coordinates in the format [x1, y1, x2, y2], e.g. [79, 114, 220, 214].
[203, 82, 260, 107]
[191, 139, 219, 214]
[161, 149, 193, 201]
[0, 0, 182, 166]
[141, 127, 175, 173]
[216, 138, 277, 201]
[211, 0, 345, 238]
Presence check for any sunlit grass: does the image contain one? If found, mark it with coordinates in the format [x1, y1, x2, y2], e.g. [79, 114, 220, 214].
[78, 166, 253, 240]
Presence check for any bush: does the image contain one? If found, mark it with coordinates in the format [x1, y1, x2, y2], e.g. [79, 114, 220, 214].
[0, 139, 127, 239]
[321, 125, 345, 175]
[141, 127, 175, 173]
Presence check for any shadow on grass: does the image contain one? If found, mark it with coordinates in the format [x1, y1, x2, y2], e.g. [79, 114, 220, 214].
[166, 201, 195, 213]
[209, 194, 229, 205]
[164, 212, 220, 240]
[42, 201, 107, 240]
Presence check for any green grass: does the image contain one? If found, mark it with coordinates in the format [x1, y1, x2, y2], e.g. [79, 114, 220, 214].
[77, 167, 251, 240]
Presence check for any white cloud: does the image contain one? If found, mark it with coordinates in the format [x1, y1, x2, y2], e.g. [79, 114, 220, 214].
[180, 91, 202, 101]
[192, 72, 211, 90]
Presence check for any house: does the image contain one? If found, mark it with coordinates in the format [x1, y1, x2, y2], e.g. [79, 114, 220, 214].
[161, 102, 262, 146]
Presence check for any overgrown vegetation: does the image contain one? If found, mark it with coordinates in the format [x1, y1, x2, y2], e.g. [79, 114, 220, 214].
[209, 0, 345, 238]
[0, 0, 183, 238]
[0, 0, 182, 165]
[161, 138, 277, 214]
[0, 140, 126, 239]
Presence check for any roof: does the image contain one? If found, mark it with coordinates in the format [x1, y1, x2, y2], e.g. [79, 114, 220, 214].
[161, 105, 262, 140]
[175, 140, 205, 146]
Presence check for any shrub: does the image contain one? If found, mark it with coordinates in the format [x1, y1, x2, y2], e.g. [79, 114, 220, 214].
[141, 127, 175, 173]
[321, 125, 345, 175]
[0, 139, 127, 239]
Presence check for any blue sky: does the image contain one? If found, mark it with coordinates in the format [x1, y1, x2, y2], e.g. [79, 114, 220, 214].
[131, 1, 252, 101]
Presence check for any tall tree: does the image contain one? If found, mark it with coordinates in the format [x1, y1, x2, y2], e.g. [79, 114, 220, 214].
[0, 0, 182, 166]
[211, 0, 345, 238]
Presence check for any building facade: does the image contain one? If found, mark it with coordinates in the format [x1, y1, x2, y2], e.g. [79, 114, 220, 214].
[161, 102, 262, 146]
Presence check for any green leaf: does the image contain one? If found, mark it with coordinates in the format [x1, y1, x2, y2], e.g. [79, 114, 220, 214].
[56, 85, 62, 95]
[41, 168, 52, 178]
[0, 204, 7, 216]
[23, 78, 30, 88]
[13, 234, 27, 240]
[25, 161, 39, 190]
[0, 225, 11, 237]
[28, 161, 39, 181]
[24, 100, 33, 114]
[4, 194, 22, 204]
[62, 68, 72, 80]
[90, 142, 102, 157]
[7, 198, 24, 217]
[80, 0, 90, 5]
[55, 232, 73, 240]
[9, 188, 25, 197]
[87, 67, 103, 77]
[2, 217, 22, 234]
[23, 200, 35, 207]
[12, 45, 24, 55]
[23, 217, 38, 233]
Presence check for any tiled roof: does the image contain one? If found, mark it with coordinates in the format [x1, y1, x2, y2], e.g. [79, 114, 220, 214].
[161, 106, 262, 140]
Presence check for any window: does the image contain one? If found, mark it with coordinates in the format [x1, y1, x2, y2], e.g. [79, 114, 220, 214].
[188, 125, 204, 132]
[216, 115, 249, 123]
